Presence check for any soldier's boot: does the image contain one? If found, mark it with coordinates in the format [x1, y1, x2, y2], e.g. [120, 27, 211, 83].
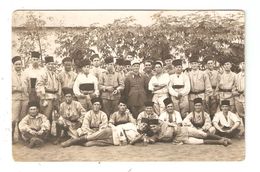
[129, 134, 144, 145]
[53, 124, 62, 145]
[206, 133, 232, 145]
[12, 121, 16, 144]
[203, 138, 229, 147]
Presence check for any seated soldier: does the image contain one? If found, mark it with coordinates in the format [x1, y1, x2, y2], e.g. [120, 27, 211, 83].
[182, 98, 216, 134]
[61, 97, 108, 147]
[54, 87, 86, 145]
[213, 100, 241, 138]
[149, 119, 231, 146]
[109, 98, 136, 126]
[18, 101, 50, 148]
[137, 101, 158, 128]
[159, 98, 182, 126]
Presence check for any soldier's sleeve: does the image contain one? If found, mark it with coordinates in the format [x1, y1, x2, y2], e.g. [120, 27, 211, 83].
[175, 111, 183, 124]
[109, 112, 116, 125]
[73, 75, 83, 97]
[98, 73, 106, 91]
[181, 74, 191, 96]
[77, 102, 86, 123]
[77, 112, 95, 136]
[203, 72, 213, 97]
[93, 76, 100, 97]
[117, 72, 125, 91]
[18, 116, 31, 133]
[202, 112, 212, 131]
[148, 76, 155, 91]
[168, 76, 178, 97]
[36, 71, 47, 99]
[40, 114, 51, 131]
[128, 113, 136, 125]
[99, 112, 108, 130]
[124, 76, 130, 97]
[182, 113, 193, 127]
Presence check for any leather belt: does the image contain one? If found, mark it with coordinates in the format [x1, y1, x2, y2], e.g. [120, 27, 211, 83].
[219, 88, 232, 92]
[190, 90, 205, 94]
[172, 85, 184, 89]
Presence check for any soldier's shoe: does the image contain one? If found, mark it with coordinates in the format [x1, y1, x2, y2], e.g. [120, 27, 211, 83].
[33, 138, 44, 147]
[224, 138, 232, 145]
[27, 137, 43, 148]
[61, 137, 86, 148]
[53, 138, 62, 145]
[219, 138, 229, 147]
[61, 138, 74, 148]
[129, 134, 144, 145]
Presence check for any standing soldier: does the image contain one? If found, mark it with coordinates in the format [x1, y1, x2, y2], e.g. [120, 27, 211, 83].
[142, 59, 154, 101]
[36, 56, 61, 125]
[148, 61, 170, 115]
[124, 59, 149, 119]
[216, 58, 236, 113]
[233, 60, 245, 126]
[99, 56, 125, 118]
[24, 51, 44, 102]
[163, 55, 175, 75]
[12, 56, 29, 143]
[168, 59, 190, 118]
[204, 58, 220, 119]
[73, 59, 99, 111]
[188, 56, 212, 112]
[115, 58, 125, 80]
[89, 54, 105, 81]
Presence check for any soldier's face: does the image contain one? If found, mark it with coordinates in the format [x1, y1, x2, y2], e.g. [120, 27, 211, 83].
[126, 55, 133, 61]
[31, 57, 40, 67]
[92, 102, 101, 112]
[92, 58, 100, 67]
[175, 65, 183, 74]
[221, 105, 230, 112]
[194, 103, 203, 112]
[165, 59, 172, 66]
[145, 106, 153, 115]
[166, 104, 174, 113]
[207, 60, 214, 70]
[240, 62, 245, 71]
[28, 106, 38, 117]
[63, 61, 72, 71]
[13, 61, 22, 71]
[154, 64, 163, 74]
[106, 63, 114, 71]
[190, 62, 199, 70]
[118, 103, 127, 112]
[82, 65, 90, 74]
[144, 62, 152, 71]
[46, 62, 56, 71]
[150, 124, 160, 134]
[224, 62, 232, 71]
[65, 94, 73, 104]
[132, 64, 140, 73]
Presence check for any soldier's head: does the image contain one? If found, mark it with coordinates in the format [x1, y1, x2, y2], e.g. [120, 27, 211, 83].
[45, 56, 55, 71]
[163, 55, 173, 67]
[239, 60, 245, 71]
[62, 87, 74, 104]
[154, 61, 163, 74]
[131, 59, 140, 74]
[172, 59, 183, 74]
[189, 57, 200, 71]
[126, 52, 134, 61]
[91, 54, 100, 67]
[79, 59, 91, 75]
[104, 57, 114, 72]
[149, 119, 160, 134]
[91, 98, 102, 112]
[62, 57, 73, 72]
[118, 98, 127, 112]
[144, 60, 153, 73]
[30, 51, 41, 68]
[222, 59, 232, 72]
[12, 56, 22, 72]
[193, 98, 203, 112]
[28, 101, 40, 117]
[144, 101, 154, 115]
[163, 98, 174, 114]
[220, 100, 230, 113]
[206, 58, 215, 70]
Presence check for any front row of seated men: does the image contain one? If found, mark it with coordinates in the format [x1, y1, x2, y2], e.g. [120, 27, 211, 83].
[18, 88, 241, 148]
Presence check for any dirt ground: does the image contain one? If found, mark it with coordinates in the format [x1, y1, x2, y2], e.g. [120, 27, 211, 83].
[12, 138, 245, 161]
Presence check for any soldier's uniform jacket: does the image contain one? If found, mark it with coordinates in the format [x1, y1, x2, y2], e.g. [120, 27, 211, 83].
[188, 69, 213, 100]
[109, 110, 136, 126]
[19, 113, 50, 133]
[163, 66, 175, 75]
[182, 111, 212, 131]
[137, 111, 158, 126]
[205, 69, 220, 96]
[89, 66, 106, 81]
[216, 71, 236, 100]
[168, 72, 190, 97]
[24, 65, 45, 94]
[59, 100, 86, 122]
[36, 68, 61, 99]
[77, 110, 108, 136]
[124, 73, 149, 106]
[159, 111, 183, 125]
[212, 111, 241, 129]
[99, 70, 124, 100]
[58, 70, 77, 89]
[148, 73, 170, 94]
[12, 69, 28, 100]
[233, 71, 245, 103]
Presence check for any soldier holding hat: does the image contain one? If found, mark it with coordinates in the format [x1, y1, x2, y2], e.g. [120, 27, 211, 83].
[73, 58, 99, 111]
[183, 98, 216, 134]
[212, 100, 241, 138]
[162, 55, 175, 75]
[89, 54, 106, 81]
[99, 56, 124, 118]
[18, 101, 50, 148]
[168, 59, 190, 118]
[12, 56, 29, 143]
[54, 87, 86, 145]
[148, 60, 170, 115]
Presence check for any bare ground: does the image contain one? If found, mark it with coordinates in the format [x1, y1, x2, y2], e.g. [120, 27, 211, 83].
[12, 138, 245, 161]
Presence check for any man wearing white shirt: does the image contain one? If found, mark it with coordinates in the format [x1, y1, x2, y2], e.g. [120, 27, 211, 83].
[159, 98, 182, 126]
[73, 59, 99, 111]
[149, 61, 170, 115]
[213, 100, 241, 138]
[168, 59, 190, 118]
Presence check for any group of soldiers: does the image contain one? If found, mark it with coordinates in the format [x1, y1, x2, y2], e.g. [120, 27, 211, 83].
[12, 50, 245, 148]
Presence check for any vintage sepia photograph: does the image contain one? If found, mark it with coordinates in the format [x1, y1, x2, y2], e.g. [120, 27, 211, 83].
[11, 10, 245, 161]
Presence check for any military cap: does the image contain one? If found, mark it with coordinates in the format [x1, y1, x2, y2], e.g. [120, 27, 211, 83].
[62, 87, 74, 96]
[28, 101, 40, 109]
[78, 59, 91, 68]
[62, 57, 73, 63]
[144, 101, 154, 107]
[172, 59, 182, 67]
[91, 97, 102, 104]
[131, 59, 140, 66]
[163, 97, 173, 107]
[115, 58, 124, 66]
[31, 51, 41, 58]
[45, 56, 54, 63]
[90, 54, 100, 61]
[12, 56, 22, 64]
[194, 98, 203, 105]
[154, 60, 163, 67]
[124, 60, 131, 66]
[104, 57, 114, 64]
